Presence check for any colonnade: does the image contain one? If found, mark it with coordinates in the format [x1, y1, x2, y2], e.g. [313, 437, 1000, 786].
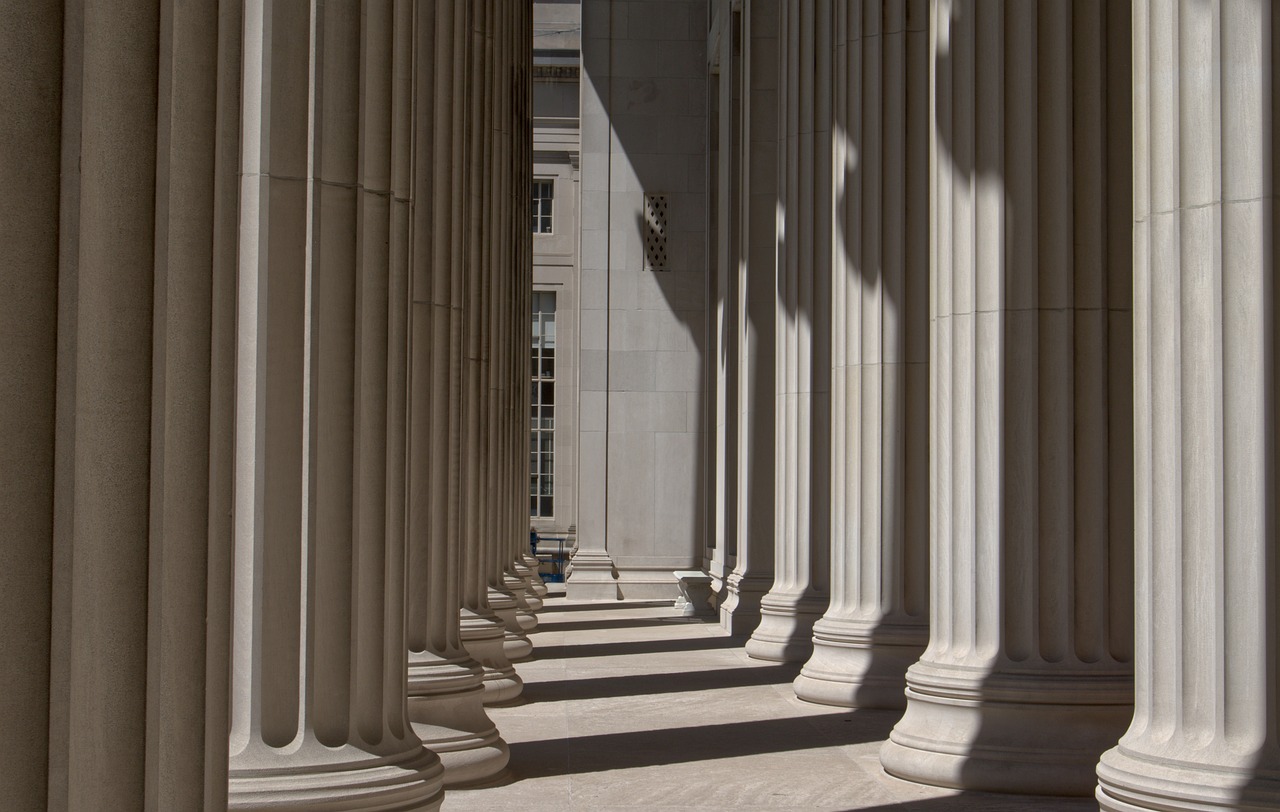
[710, 0, 1280, 806]
[0, 2, 538, 809]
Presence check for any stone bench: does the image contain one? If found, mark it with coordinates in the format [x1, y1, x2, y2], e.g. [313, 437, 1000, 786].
[672, 570, 716, 618]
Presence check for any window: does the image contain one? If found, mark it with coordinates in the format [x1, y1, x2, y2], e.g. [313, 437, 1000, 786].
[532, 180, 553, 234]
[530, 292, 556, 517]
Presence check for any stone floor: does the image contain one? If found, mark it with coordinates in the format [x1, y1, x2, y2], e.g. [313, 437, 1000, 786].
[443, 592, 1098, 811]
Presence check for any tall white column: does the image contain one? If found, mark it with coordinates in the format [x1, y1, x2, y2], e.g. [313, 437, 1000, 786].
[746, 0, 832, 663]
[227, 4, 443, 807]
[881, 0, 1133, 795]
[710, 0, 743, 605]
[1097, 2, 1280, 809]
[721, 0, 779, 637]
[794, 0, 929, 710]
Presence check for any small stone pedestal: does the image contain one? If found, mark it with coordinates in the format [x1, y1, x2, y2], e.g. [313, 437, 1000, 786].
[673, 571, 715, 618]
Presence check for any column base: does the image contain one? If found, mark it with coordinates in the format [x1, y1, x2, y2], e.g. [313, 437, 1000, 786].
[744, 590, 826, 663]
[565, 547, 619, 600]
[521, 553, 548, 598]
[881, 660, 1131, 797]
[504, 570, 540, 629]
[229, 740, 444, 811]
[718, 572, 771, 637]
[407, 653, 510, 788]
[793, 616, 925, 709]
[508, 562, 544, 613]
[459, 608, 522, 704]
[487, 585, 533, 662]
[1097, 742, 1280, 811]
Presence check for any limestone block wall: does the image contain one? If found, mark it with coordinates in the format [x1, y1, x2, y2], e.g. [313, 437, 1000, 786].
[573, 0, 711, 599]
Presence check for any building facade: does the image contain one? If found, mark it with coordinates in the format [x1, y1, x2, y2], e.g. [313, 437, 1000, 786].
[3, 0, 1279, 810]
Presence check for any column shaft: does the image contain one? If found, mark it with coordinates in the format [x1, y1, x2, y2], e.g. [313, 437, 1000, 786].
[722, 0, 780, 637]
[1097, 2, 1280, 809]
[0, 4, 63, 808]
[745, 0, 833, 663]
[794, 0, 930, 710]
[228, 4, 443, 807]
[881, 0, 1133, 796]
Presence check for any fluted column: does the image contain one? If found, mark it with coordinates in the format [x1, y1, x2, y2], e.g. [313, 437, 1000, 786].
[1, 4, 63, 807]
[881, 0, 1133, 795]
[1096, 3, 1280, 809]
[480, 0, 534, 662]
[745, 0, 832, 663]
[458, 0, 524, 704]
[721, 0, 779, 637]
[404, 0, 510, 787]
[227, 4, 443, 807]
[710, 0, 743, 608]
[509, 5, 548, 610]
[794, 0, 929, 710]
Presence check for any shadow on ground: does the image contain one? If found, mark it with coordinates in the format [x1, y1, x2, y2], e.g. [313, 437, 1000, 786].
[539, 616, 713, 633]
[505, 710, 899, 779]
[531, 634, 743, 660]
[536, 599, 671, 613]
[521, 662, 801, 702]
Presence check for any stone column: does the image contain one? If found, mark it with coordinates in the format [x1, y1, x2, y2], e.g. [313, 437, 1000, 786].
[480, 0, 535, 660]
[493, 0, 542, 633]
[881, 0, 1133, 796]
[1096, 3, 1280, 809]
[508, 6, 548, 611]
[406, 1, 511, 783]
[458, 0, 525, 703]
[710, 0, 743, 607]
[745, 0, 832, 663]
[721, 0, 779, 637]
[0, 4, 63, 807]
[227, 4, 443, 807]
[794, 0, 929, 710]
[567, 0, 620, 601]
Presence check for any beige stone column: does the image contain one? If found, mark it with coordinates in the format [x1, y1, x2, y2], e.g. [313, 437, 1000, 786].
[710, 0, 743, 606]
[493, 0, 542, 632]
[407, 3, 512, 778]
[458, 0, 524, 703]
[509, 5, 548, 609]
[404, 0, 511, 786]
[721, 0, 779, 637]
[881, 0, 1133, 796]
[794, 0, 929, 710]
[1096, 3, 1280, 809]
[746, 0, 832, 663]
[0, 4, 63, 808]
[479, 0, 534, 661]
[227, 4, 443, 807]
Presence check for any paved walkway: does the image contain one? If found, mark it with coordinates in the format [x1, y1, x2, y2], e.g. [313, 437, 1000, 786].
[443, 594, 1097, 811]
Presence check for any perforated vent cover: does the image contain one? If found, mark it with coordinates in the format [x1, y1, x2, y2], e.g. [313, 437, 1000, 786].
[643, 193, 669, 271]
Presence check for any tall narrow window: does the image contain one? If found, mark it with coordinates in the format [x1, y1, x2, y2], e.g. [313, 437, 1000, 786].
[532, 179, 553, 234]
[530, 291, 556, 517]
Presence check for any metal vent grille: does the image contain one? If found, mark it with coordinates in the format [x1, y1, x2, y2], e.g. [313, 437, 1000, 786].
[643, 193, 669, 271]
